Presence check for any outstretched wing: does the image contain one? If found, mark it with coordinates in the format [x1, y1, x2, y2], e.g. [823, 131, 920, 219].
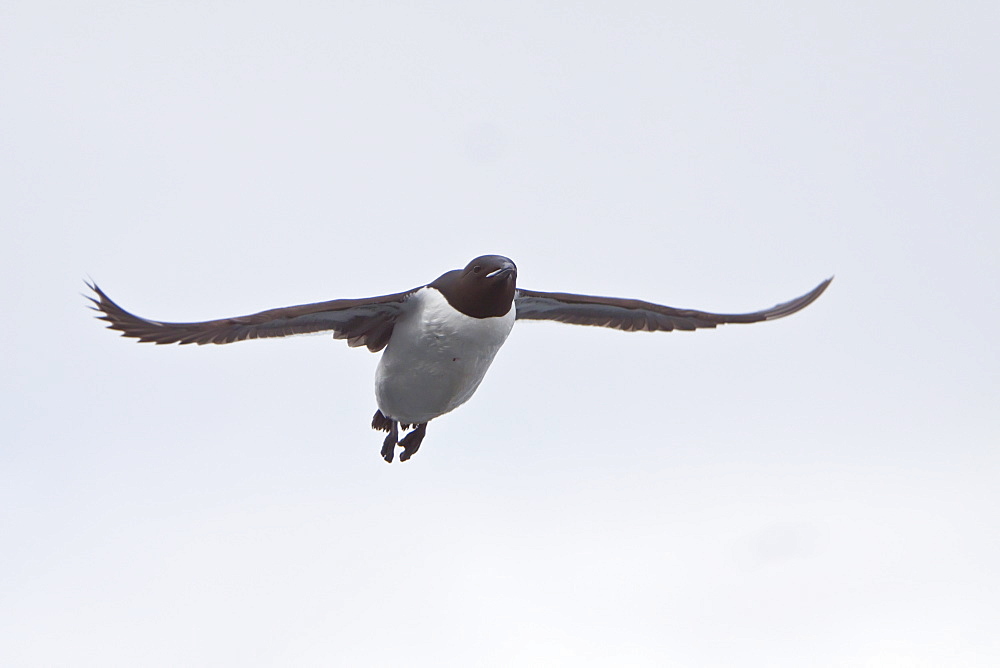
[86, 282, 420, 352]
[514, 278, 831, 333]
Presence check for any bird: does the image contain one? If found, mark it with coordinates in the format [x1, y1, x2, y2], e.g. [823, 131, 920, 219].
[87, 255, 831, 463]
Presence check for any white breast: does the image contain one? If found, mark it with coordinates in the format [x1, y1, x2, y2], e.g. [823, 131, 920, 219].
[374, 287, 515, 425]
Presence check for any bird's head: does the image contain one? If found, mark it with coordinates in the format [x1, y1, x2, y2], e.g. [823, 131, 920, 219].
[430, 255, 517, 318]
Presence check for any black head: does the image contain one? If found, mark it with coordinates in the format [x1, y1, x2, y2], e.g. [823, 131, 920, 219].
[429, 255, 518, 318]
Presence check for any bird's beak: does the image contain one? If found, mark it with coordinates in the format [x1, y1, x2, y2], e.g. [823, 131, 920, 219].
[486, 261, 516, 279]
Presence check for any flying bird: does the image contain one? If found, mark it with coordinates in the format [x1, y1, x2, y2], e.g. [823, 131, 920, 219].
[87, 256, 831, 463]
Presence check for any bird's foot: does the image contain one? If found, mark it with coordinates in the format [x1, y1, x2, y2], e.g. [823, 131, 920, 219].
[380, 420, 399, 463]
[398, 423, 427, 462]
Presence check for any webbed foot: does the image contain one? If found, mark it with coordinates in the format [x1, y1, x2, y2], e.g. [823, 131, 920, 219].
[380, 421, 398, 463]
[398, 423, 427, 462]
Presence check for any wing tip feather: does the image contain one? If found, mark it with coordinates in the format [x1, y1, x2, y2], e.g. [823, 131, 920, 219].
[761, 276, 833, 322]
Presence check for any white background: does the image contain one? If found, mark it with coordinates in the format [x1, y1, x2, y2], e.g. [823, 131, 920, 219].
[2, 2, 998, 666]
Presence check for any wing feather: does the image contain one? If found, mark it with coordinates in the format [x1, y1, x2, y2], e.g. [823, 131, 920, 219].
[86, 282, 418, 352]
[514, 278, 831, 332]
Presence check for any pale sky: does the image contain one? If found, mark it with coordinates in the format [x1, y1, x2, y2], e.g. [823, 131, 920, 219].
[2, 2, 998, 666]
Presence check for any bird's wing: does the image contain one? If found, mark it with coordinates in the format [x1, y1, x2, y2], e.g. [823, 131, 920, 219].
[86, 282, 421, 352]
[513, 278, 831, 332]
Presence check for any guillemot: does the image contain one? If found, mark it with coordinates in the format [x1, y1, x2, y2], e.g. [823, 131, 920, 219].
[87, 255, 831, 462]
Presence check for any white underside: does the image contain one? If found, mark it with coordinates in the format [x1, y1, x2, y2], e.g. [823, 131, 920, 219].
[375, 287, 515, 424]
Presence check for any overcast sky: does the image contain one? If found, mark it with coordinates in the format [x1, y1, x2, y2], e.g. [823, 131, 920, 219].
[2, 2, 998, 666]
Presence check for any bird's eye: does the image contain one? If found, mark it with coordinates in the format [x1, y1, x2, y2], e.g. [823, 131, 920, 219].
[473, 265, 482, 273]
